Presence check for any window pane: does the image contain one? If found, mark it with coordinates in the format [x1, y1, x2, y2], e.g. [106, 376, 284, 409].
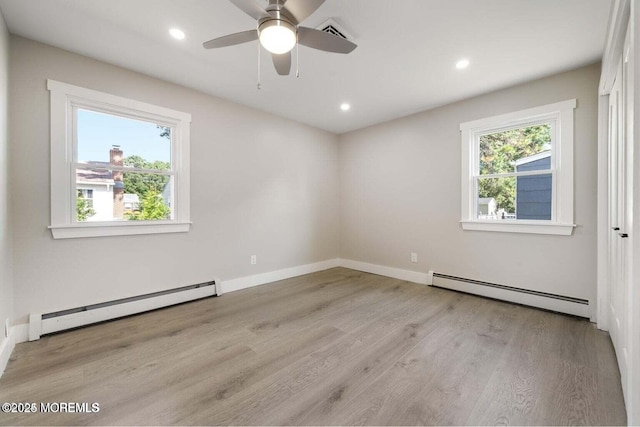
[478, 174, 552, 220]
[76, 189, 94, 220]
[122, 172, 173, 221]
[478, 176, 516, 219]
[479, 124, 551, 175]
[77, 109, 171, 170]
[75, 168, 172, 222]
[516, 173, 552, 220]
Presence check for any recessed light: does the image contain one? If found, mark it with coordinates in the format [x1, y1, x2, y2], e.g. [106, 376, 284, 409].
[169, 28, 186, 40]
[456, 59, 470, 70]
[340, 103, 351, 111]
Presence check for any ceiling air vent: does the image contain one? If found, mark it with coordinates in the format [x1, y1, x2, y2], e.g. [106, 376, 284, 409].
[322, 24, 347, 39]
[316, 19, 352, 41]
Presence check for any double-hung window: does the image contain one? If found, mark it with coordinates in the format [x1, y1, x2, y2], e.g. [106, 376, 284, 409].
[48, 80, 191, 239]
[460, 99, 576, 235]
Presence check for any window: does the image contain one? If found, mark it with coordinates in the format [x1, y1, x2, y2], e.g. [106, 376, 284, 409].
[48, 80, 191, 239]
[460, 99, 576, 235]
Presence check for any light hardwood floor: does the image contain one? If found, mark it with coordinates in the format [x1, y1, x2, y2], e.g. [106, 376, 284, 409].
[0, 267, 627, 426]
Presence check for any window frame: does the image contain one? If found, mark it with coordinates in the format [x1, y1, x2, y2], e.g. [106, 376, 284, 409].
[48, 79, 191, 239]
[460, 99, 576, 235]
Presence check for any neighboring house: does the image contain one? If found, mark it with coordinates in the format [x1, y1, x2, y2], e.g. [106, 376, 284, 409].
[76, 165, 116, 222]
[515, 151, 552, 220]
[161, 180, 171, 210]
[76, 147, 140, 221]
[123, 193, 140, 214]
[478, 197, 497, 219]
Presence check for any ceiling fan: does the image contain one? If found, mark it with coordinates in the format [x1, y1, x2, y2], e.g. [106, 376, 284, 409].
[203, 0, 357, 76]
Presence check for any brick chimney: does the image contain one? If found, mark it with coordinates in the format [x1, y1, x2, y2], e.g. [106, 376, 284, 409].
[110, 145, 124, 219]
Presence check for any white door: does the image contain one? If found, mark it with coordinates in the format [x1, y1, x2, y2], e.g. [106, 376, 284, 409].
[623, 17, 638, 421]
[608, 57, 629, 398]
[602, 8, 639, 423]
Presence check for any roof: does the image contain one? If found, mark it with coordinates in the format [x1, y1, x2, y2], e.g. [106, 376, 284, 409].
[478, 198, 496, 204]
[76, 163, 114, 185]
[515, 150, 551, 166]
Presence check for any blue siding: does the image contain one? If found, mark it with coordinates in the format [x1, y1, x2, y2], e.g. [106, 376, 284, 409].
[516, 156, 551, 220]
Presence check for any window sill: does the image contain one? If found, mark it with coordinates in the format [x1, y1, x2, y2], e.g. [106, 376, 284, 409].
[460, 220, 575, 236]
[49, 221, 191, 239]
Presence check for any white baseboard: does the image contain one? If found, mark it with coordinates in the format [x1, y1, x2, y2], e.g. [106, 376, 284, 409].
[333, 260, 589, 318]
[430, 273, 590, 318]
[338, 259, 429, 285]
[219, 258, 340, 294]
[30, 285, 218, 340]
[14, 323, 28, 344]
[0, 331, 15, 376]
[0, 323, 29, 376]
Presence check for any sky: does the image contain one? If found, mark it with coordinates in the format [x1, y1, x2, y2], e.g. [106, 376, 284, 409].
[77, 109, 171, 164]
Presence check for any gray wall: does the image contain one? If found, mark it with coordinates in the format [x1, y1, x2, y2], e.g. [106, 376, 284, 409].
[10, 36, 340, 325]
[0, 12, 11, 341]
[339, 63, 600, 306]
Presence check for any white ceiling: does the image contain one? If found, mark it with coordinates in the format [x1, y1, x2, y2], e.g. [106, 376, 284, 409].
[0, 0, 611, 134]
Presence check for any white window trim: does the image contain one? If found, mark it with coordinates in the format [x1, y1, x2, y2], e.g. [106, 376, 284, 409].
[48, 79, 192, 239]
[460, 99, 576, 236]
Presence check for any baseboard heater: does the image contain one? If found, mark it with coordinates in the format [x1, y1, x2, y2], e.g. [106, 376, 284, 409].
[28, 281, 217, 341]
[427, 271, 589, 318]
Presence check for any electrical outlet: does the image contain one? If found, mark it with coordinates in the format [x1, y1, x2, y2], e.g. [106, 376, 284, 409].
[411, 252, 418, 263]
[251, 255, 257, 265]
[4, 318, 9, 338]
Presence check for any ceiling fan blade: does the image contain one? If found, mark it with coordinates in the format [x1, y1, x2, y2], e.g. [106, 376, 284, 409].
[298, 27, 357, 54]
[272, 52, 292, 75]
[229, 0, 269, 20]
[203, 30, 258, 49]
[282, 0, 326, 24]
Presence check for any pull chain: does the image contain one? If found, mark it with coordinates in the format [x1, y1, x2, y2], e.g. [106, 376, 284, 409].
[296, 32, 300, 78]
[257, 40, 261, 90]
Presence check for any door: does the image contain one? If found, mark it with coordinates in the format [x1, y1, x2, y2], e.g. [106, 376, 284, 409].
[608, 56, 629, 398]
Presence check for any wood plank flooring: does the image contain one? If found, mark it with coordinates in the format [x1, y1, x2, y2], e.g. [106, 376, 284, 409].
[0, 267, 627, 426]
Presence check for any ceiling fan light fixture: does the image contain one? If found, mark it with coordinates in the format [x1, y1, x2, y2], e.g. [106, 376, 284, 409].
[259, 19, 296, 54]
